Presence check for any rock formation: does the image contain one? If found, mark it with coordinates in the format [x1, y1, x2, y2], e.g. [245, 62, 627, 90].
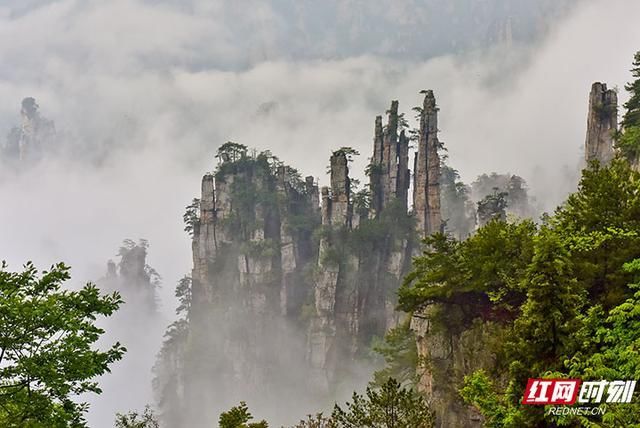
[411, 91, 487, 427]
[309, 150, 351, 391]
[96, 240, 164, 423]
[3, 98, 55, 162]
[157, 93, 445, 427]
[170, 150, 322, 426]
[100, 239, 159, 313]
[414, 90, 443, 237]
[585, 82, 617, 165]
[411, 313, 490, 428]
[370, 101, 411, 216]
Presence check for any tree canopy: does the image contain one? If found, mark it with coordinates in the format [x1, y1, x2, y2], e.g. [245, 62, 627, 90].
[0, 262, 125, 427]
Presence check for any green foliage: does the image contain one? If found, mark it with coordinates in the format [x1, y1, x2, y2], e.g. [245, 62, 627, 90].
[621, 51, 640, 129]
[0, 262, 125, 427]
[217, 154, 280, 239]
[471, 173, 534, 220]
[331, 378, 434, 428]
[450, 161, 640, 426]
[505, 175, 532, 218]
[552, 159, 640, 308]
[471, 173, 509, 201]
[214, 143, 261, 181]
[616, 51, 640, 165]
[332, 147, 360, 163]
[289, 414, 336, 428]
[175, 275, 192, 317]
[183, 198, 200, 237]
[564, 259, 640, 426]
[218, 402, 268, 428]
[347, 198, 416, 262]
[217, 141, 248, 163]
[372, 320, 419, 387]
[114, 406, 159, 428]
[119, 237, 148, 254]
[352, 188, 371, 219]
[506, 228, 585, 391]
[117, 239, 161, 293]
[365, 162, 383, 178]
[397, 112, 410, 131]
[520, 230, 582, 335]
[477, 189, 508, 225]
[616, 125, 640, 162]
[398, 219, 536, 317]
[460, 370, 517, 427]
[240, 239, 278, 258]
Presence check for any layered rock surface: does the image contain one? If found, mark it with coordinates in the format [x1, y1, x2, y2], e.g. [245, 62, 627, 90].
[585, 82, 617, 165]
[158, 92, 446, 427]
[414, 90, 443, 237]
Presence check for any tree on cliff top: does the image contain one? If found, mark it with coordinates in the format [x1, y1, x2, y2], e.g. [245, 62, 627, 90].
[332, 146, 359, 163]
[218, 402, 268, 428]
[331, 377, 434, 428]
[216, 141, 248, 163]
[622, 51, 640, 129]
[0, 262, 125, 427]
[617, 51, 640, 162]
[477, 188, 508, 225]
[115, 406, 160, 428]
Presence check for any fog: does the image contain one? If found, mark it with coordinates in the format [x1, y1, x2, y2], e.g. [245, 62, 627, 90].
[0, 0, 638, 426]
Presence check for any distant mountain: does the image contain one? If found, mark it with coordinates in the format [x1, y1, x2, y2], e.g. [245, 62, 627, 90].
[4, 0, 583, 69]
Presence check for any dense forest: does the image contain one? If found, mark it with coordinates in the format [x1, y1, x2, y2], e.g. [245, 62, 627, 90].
[1, 39, 640, 428]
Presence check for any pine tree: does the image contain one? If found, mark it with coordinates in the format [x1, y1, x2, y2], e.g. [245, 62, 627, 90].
[622, 51, 640, 129]
[500, 229, 585, 426]
[331, 378, 434, 428]
[508, 229, 584, 373]
[218, 402, 268, 428]
[617, 51, 640, 162]
[477, 189, 508, 226]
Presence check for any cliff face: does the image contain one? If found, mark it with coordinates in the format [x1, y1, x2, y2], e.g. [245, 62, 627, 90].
[157, 88, 585, 426]
[96, 240, 164, 424]
[585, 82, 617, 165]
[174, 153, 322, 426]
[101, 239, 159, 314]
[411, 313, 491, 428]
[370, 101, 410, 216]
[157, 93, 444, 427]
[414, 90, 443, 237]
[3, 98, 56, 162]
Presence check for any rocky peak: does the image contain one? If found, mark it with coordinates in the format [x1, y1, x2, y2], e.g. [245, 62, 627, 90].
[118, 243, 150, 284]
[21, 97, 39, 120]
[158, 93, 446, 426]
[3, 97, 56, 161]
[106, 260, 117, 278]
[369, 100, 411, 216]
[99, 239, 159, 314]
[328, 150, 351, 227]
[585, 82, 617, 165]
[414, 90, 442, 237]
